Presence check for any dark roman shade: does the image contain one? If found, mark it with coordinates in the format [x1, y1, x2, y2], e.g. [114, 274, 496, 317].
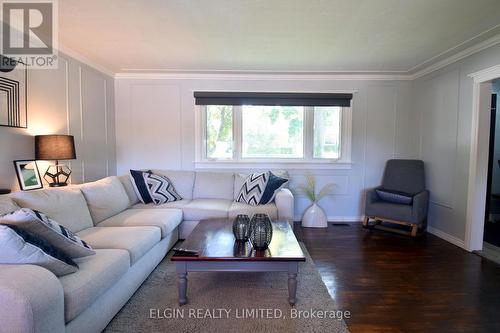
[194, 92, 352, 107]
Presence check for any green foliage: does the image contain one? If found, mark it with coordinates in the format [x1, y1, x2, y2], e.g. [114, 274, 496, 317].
[242, 105, 303, 158]
[313, 107, 341, 158]
[263, 108, 279, 124]
[288, 118, 302, 137]
[206, 105, 233, 157]
[206, 105, 306, 158]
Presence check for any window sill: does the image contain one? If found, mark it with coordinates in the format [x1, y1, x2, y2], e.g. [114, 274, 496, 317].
[194, 160, 353, 170]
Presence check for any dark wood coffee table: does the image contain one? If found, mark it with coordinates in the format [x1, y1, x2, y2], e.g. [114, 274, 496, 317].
[171, 219, 305, 305]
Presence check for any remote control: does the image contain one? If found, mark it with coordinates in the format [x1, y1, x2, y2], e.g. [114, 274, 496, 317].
[173, 248, 199, 256]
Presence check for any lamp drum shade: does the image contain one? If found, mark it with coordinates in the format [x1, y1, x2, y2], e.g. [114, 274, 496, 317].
[35, 135, 76, 161]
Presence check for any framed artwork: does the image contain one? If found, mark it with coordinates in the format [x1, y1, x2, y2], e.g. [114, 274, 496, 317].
[13, 160, 43, 191]
[0, 57, 27, 128]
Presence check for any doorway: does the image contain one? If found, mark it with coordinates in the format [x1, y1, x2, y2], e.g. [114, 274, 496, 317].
[465, 65, 500, 252]
[484, 89, 499, 248]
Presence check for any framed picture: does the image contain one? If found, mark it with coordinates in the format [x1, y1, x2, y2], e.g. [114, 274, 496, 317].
[13, 160, 43, 191]
[0, 57, 27, 128]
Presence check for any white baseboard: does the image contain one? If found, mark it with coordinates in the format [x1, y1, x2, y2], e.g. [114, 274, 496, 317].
[291, 217, 468, 250]
[293, 215, 364, 223]
[427, 226, 466, 250]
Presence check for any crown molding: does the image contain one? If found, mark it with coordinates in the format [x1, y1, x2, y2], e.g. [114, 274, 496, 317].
[57, 43, 115, 77]
[55, 31, 500, 82]
[114, 72, 411, 81]
[408, 23, 500, 73]
[468, 63, 500, 83]
[410, 32, 500, 79]
[115, 32, 500, 81]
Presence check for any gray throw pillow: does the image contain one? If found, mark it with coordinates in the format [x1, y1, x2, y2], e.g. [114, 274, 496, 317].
[0, 208, 95, 258]
[376, 188, 413, 205]
[0, 225, 78, 276]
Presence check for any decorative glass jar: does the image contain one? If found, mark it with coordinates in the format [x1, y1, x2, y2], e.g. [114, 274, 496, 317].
[249, 213, 273, 250]
[232, 214, 250, 241]
[233, 241, 252, 257]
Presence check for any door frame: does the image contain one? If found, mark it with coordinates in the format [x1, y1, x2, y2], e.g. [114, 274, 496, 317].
[465, 64, 500, 251]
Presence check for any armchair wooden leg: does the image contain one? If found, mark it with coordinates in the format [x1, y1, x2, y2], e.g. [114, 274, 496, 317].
[411, 224, 418, 237]
[365, 216, 422, 237]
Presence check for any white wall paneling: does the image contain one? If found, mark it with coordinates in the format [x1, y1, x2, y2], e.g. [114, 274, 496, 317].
[0, 53, 116, 190]
[81, 68, 109, 182]
[419, 69, 460, 209]
[414, 43, 500, 248]
[115, 83, 182, 171]
[363, 86, 398, 189]
[115, 77, 417, 219]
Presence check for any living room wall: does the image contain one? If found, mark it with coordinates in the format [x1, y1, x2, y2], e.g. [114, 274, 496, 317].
[413, 43, 500, 246]
[115, 77, 418, 220]
[0, 53, 116, 191]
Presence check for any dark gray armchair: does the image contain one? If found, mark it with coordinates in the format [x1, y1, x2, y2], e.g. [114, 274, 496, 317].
[364, 159, 429, 237]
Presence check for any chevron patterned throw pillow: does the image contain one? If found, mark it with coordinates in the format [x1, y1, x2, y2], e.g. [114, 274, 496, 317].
[236, 172, 269, 206]
[0, 208, 94, 258]
[144, 173, 182, 205]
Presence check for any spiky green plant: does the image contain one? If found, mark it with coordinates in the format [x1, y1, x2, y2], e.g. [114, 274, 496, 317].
[298, 174, 334, 203]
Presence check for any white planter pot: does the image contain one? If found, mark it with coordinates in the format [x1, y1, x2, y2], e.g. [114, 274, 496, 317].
[301, 202, 328, 228]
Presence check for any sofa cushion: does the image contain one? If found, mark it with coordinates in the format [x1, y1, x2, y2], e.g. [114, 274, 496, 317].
[151, 170, 195, 200]
[0, 225, 78, 276]
[59, 249, 130, 322]
[132, 199, 191, 210]
[10, 187, 93, 233]
[228, 202, 278, 220]
[193, 172, 234, 200]
[182, 199, 231, 220]
[0, 208, 94, 258]
[77, 226, 161, 265]
[80, 176, 130, 224]
[0, 196, 19, 215]
[365, 201, 414, 223]
[98, 208, 182, 239]
[118, 175, 140, 206]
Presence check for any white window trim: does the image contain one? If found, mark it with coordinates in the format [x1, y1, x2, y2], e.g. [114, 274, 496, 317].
[195, 104, 353, 170]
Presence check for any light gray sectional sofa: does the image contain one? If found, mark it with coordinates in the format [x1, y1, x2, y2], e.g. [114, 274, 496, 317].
[0, 170, 294, 333]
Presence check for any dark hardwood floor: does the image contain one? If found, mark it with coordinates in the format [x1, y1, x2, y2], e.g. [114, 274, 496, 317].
[293, 222, 500, 333]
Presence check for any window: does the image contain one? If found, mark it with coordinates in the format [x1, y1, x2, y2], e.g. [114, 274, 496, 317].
[314, 107, 341, 159]
[242, 106, 304, 159]
[205, 105, 233, 159]
[197, 92, 352, 166]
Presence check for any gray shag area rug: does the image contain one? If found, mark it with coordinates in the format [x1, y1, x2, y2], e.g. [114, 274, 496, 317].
[104, 243, 350, 333]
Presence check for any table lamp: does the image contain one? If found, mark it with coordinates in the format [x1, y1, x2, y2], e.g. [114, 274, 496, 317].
[35, 135, 76, 187]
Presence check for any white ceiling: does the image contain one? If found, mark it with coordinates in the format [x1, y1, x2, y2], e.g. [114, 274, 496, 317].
[58, 0, 500, 74]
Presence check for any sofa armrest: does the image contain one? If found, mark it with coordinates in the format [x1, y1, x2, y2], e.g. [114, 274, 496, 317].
[0, 264, 65, 333]
[275, 188, 294, 222]
[412, 190, 430, 224]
